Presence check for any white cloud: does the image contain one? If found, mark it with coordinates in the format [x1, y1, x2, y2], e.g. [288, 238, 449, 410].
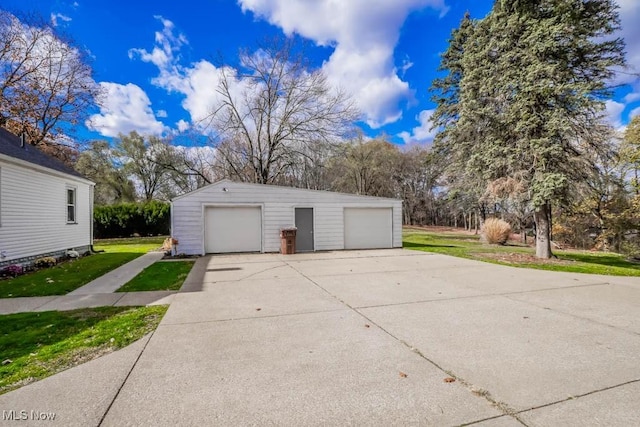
[605, 99, 626, 132]
[398, 109, 437, 144]
[156, 109, 168, 118]
[50, 13, 72, 27]
[87, 82, 166, 137]
[616, 0, 640, 80]
[174, 144, 216, 158]
[399, 56, 414, 77]
[128, 15, 187, 69]
[176, 119, 190, 132]
[159, 60, 226, 124]
[129, 18, 220, 125]
[609, 0, 640, 107]
[129, 18, 255, 130]
[624, 87, 640, 104]
[237, 0, 448, 128]
[630, 106, 640, 119]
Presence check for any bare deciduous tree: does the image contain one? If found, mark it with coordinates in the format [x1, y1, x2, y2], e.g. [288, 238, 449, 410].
[328, 135, 402, 198]
[154, 142, 219, 195]
[204, 37, 359, 184]
[0, 9, 100, 159]
[116, 132, 171, 201]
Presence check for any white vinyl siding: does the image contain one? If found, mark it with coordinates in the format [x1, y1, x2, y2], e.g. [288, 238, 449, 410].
[0, 159, 92, 263]
[172, 180, 402, 255]
[204, 206, 262, 253]
[344, 208, 393, 249]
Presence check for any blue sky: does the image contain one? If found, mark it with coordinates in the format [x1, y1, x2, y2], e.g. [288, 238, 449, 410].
[4, 0, 640, 145]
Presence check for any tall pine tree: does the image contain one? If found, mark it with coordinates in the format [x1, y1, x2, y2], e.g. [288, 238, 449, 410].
[433, 0, 626, 258]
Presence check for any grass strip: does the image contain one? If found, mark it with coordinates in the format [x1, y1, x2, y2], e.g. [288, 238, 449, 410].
[117, 261, 194, 292]
[1, 237, 167, 298]
[403, 230, 640, 276]
[0, 305, 167, 394]
[92, 237, 165, 254]
[0, 253, 141, 297]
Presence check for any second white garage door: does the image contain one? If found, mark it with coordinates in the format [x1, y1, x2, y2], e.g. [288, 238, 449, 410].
[343, 208, 393, 249]
[204, 206, 262, 253]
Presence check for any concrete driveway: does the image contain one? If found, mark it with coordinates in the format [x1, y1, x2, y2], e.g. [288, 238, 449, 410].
[2, 249, 640, 426]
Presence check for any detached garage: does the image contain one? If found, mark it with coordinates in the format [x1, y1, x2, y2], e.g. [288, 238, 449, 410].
[171, 180, 402, 255]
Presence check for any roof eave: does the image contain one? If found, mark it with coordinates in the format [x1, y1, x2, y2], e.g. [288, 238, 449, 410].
[0, 153, 95, 186]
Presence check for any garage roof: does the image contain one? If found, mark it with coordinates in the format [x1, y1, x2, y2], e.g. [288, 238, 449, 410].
[172, 179, 402, 202]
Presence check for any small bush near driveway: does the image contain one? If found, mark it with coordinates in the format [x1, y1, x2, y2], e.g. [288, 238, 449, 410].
[482, 218, 512, 245]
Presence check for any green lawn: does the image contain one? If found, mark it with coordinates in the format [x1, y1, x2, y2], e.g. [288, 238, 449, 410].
[0, 237, 167, 298]
[0, 305, 167, 395]
[117, 261, 194, 292]
[93, 236, 166, 253]
[404, 228, 640, 276]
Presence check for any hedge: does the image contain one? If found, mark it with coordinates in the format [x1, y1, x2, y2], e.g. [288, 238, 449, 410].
[94, 201, 170, 238]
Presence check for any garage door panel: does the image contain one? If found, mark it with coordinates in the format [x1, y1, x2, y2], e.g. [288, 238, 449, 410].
[344, 208, 392, 249]
[205, 207, 262, 253]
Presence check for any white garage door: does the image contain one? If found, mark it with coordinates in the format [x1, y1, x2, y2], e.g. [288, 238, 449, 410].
[204, 206, 262, 253]
[344, 208, 393, 249]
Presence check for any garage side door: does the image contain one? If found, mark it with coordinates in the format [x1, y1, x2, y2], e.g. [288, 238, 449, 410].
[204, 207, 262, 253]
[344, 208, 393, 249]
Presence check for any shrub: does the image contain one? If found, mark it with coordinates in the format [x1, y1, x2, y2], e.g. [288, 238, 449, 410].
[482, 218, 512, 245]
[66, 250, 80, 259]
[94, 201, 170, 238]
[1, 265, 23, 277]
[621, 239, 640, 260]
[34, 257, 57, 268]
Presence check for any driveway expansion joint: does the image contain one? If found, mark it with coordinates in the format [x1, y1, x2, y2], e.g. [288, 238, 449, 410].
[514, 377, 640, 418]
[112, 292, 127, 306]
[159, 307, 351, 326]
[32, 296, 60, 311]
[284, 258, 520, 423]
[97, 333, 157, 426]
[383, 329, 527, 425]
[503, 293, 640, 337]
[461, 414, 528, 426]
[352, 282, 613, 311]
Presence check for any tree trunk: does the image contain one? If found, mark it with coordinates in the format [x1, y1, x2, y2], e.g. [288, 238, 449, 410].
[474, 211, 479, 235]
[520, 218, 527, 244]
[534, 202, 552, 259]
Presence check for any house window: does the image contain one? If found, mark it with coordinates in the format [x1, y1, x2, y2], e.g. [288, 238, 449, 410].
[67, 187, 76, 223]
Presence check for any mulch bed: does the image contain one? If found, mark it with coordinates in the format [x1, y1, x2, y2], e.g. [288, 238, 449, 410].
[476, 252, 576, 265]
[161, 253, 199, 260]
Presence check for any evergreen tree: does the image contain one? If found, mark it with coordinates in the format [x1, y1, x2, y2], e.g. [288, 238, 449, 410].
[432, 0, 626, 258]
[431, 12, 475, 147]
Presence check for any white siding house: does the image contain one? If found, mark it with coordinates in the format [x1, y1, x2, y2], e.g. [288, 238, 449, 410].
[171, 179, 403, 255]
[0, 128, 94, 268]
